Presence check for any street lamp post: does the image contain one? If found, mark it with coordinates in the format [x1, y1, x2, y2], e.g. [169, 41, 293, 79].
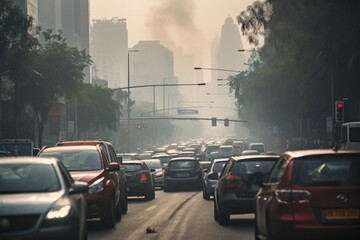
[162, 76, 178, 115]
[127, 49, 139, 152]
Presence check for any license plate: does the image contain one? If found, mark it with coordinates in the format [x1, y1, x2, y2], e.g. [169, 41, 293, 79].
[324, 208, 359, 220]
[176, 172, 190, 177]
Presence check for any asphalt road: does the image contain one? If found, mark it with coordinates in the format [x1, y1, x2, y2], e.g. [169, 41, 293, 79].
[87, 189, 255, 240]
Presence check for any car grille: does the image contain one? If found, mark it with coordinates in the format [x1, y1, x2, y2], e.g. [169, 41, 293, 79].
[0, 214, 40, 232]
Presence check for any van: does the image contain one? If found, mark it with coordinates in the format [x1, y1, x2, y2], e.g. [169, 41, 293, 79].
[341, 121, 360, 149]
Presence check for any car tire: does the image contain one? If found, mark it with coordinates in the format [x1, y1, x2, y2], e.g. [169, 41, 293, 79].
[121, 185, 128, 214]
[254, 213, 261, 240]
[114, 199, 122, 222]
[101, 199, 115, 228]
[217, 203, 230, 225]
[145, 187, 153, 200]
[203, 185, 211, 200]
[214, 199, 218, 221]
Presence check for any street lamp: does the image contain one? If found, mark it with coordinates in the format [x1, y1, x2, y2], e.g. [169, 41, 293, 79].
[163, 76, 178, 115]
[127, 49, 139, 152]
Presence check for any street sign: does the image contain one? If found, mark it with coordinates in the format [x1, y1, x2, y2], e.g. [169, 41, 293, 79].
[0, 139, 33, 156]
[177, 109, 199, 114]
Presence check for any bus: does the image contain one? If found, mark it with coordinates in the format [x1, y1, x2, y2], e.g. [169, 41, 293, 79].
[340, 122, 360, 149]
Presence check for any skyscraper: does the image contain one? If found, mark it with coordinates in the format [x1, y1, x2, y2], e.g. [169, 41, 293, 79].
[90, 18, 128, 88]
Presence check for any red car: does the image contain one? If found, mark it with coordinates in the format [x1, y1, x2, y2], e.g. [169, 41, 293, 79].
[38, 144, 122, 228]
[252, 149, 360, 240]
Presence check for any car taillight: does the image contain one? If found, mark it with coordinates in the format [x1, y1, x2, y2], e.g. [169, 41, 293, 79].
[275, 189, 311, 204]
[225, 175, 242, 189]
[140, 173, 148, 183]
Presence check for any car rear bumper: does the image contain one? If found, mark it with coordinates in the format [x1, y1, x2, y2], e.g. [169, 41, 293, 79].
[219, 197, 255, 214]
[164, 175, 202, 188]
[127, 182, 151, 196]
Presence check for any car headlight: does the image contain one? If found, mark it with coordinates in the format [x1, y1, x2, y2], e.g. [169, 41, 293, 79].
[46, 206, 71, 219]
[45, 198, 71, 220]
[155, 171, 163, 177]
[88, 177, 105, 194]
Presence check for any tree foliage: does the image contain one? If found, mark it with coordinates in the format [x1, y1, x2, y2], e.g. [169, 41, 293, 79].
[233, 0, 360, 147]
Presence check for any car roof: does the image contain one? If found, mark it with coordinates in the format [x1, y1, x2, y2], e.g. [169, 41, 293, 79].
[283, 148, 360, 159]
[232, 154, 280, 161]
[122, 160, 143, 164]
[169, 157, 197, 161]
[56, 139, 112, 146]
[0, 156, 58, 164]
[42, 145, 98, 152]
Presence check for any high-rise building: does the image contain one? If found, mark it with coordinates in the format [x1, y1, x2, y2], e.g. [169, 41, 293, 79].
[90, 18, 128, 88]
[130, 40, 179, 112]
[38, 0, 90, 83]
[14, 0, 38, 26]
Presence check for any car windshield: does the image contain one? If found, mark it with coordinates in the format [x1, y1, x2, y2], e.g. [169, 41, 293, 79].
[0, 164, 60, 193]
[292, 155, 360, 186]
[123, 164, 143, 172]
[169, 161, 195, 169]
[40, 150, 102, 171]
[143, 160, 162, 169]
[234, 159, 278, 176]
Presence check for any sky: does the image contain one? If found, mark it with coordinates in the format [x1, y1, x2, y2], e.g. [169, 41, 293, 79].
[89, 0, 256, 66]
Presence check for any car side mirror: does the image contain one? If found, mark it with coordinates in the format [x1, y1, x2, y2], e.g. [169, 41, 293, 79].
[207, 172, 219, 180]
[70, 181, 89, 194]
[108, 162, 120, 172]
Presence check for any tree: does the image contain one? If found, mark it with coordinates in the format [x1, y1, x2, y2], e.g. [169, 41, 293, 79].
[67, 83, 121, 138]
[0, 0, 39, 138]
[23, 30, 92, 147]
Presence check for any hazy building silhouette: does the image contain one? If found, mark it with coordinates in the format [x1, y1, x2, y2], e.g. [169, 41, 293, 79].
[90, 18, 128, 89]
[130, 40, 180, 112]
[38, 0, 90, 83]
[14, 0, 38, 26]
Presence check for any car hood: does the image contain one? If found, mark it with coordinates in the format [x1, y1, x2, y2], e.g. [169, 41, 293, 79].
[70, 170, 103, 183]
[0, 191, 64, 215]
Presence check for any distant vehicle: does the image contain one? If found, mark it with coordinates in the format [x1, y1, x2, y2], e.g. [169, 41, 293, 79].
[0, 157, 88, 240]
[117, 152, 139, 161]
[38, 144, 123, 228]
[214, 154, 280, 225]
[202, 158, 229, 200]
[341, 121, 360, 149]
[251, 149, 360, 240]
[163, 157, 203, 192]
[142, 159, 164, 189]
[218, 145, 234, 158]
[232, 140, 244, 155]
[203, 144, 221, 160]
[123, 160, 155, 200]
[138, 152, 152, 160]
[249, 143, 265, 154]
[177, 151, 196, 158]
[151, 153, 171, 166]
[241, 150, 259, 156]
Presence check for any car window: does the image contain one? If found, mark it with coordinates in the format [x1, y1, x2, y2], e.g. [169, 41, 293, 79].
[143, 160, 162, 169]
[267, 156, 287, 183]
[212, 161, 227, 173]
[220, 159, 234, 177]
[169, 161, 195, 169]
[292, 155, 360, 186]
[58, 161, 74, 189]
[233, 159, 278, 176]
[123, 164, 143, 172]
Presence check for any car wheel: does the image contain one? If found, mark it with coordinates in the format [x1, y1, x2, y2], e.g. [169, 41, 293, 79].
[145, 187, 153, 200]
[101, 199, 115, 228]
[203, 185, 211, 200]
[254, 213, 261, 240]
[163, 182, 170, 192]
[114, 199, 122, 222]
[121, 185, 128, 214]
[217, 203, 230, 225]
[214, 198, 218, 221]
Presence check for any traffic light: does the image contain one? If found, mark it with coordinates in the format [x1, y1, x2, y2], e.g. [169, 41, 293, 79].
[211, 117, 217, 126]
[224, 118, 229, 127]
[335, 101, 344, 123]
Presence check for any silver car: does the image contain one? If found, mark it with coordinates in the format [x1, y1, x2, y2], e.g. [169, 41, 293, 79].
[0, 157, 88, 240]
[202, 158, 229, 200]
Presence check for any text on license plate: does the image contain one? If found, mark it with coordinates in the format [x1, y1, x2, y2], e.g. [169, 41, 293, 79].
[176, 172, 190, 177]
[324, 208, 359, 220]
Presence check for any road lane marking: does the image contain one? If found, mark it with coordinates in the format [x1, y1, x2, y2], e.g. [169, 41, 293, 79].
[145, 205, 157, 211]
